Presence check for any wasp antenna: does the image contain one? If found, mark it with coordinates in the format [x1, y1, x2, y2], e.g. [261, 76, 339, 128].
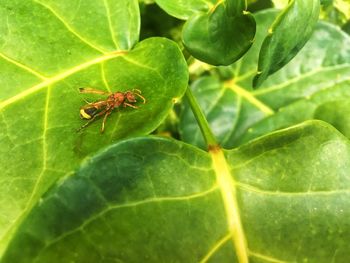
[133, 88, 142, 94]
[135, 93, 146, 104]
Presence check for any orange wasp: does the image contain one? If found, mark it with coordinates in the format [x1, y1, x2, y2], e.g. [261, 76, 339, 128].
[77, 88, 146, 133]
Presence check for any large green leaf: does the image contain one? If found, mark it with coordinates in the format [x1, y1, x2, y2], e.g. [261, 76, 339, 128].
[253, 0, 320, 87]
[155, 0, 256, 66]
[0, 0, 188, 256]
[3, 121, 350, 262]
[180, 9, 350, 149]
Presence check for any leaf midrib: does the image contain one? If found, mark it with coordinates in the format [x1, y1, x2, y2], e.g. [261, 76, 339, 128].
[210, 147, 248, 263]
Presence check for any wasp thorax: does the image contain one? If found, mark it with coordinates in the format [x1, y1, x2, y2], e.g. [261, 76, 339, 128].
[113, 92, 125, 102]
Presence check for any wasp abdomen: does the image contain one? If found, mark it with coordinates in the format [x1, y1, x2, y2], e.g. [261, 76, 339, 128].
[80, 107, 98, 119]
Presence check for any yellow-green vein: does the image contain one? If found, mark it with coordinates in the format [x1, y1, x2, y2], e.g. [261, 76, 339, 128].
[210, 148, 249, 263]
[0, 52, 47, 80]
[237, 182, 350, 196]
[249, 250, 292, 263]
[33, 185, 219, 259]
[101, 63, 111, 92]
[103, 0, 120, 50]
[34, 0, 108, 54]
[0, 51, 126, 110]
[199, 233, 232, 263]
[0, 85, 51, 255]
[225, 80, 274, 115]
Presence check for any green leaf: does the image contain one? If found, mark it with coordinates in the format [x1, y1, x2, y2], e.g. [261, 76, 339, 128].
[271, 0, 288, 9]
[180, 9, 350, 149]
[154, 0, 256, 66]
[253, 0, 320, 87]
[0, 0, 188, 256]
[226, 0, 247, 16]
[154, 0, 217, 20]
[182, 3, 256, 66]
[320, 0, 350, 27]
[3, 121, 350, 262]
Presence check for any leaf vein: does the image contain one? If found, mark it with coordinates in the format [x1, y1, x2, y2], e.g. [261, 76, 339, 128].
[34, 0, 108, 54]
[35, 186, 219, 256]
[225, 80, 274, 115]
[199, 233, 232, 263]
[0, 52, 126, 110]
[103, 0, 120, 50]
[237, 182, 350, 196]
[253, 64, 350, 95]
[210, 149, 249, 263]
[0, 52, 47, 80]
[0, 86, 51, 251]
[249, 250, 293, 263]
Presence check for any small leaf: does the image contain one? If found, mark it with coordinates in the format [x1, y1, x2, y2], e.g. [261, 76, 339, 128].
[253, 0, 320, 87]
[3, 121, 350, 262]
[154, 0, 256, 66]
[154, 0, 216, 20]
[180, 9, 350, 149]
[0, 0, 188, 255]
[182, 3, 256, 66]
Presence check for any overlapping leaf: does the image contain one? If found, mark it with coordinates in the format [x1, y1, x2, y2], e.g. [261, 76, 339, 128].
[155, 0, 256, 65]
[180, 9, 350, 149]
[3, 121, 350, 262]
[0, 0, 188, 256]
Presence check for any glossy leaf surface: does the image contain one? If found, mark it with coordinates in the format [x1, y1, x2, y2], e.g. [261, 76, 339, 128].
[0, 0, 188, 255]
[155, 0, 256, 65]
[182, 3, 256, 66]
[3, 121, 350, 263]
[180, 9, 350, 149]
[253, 0, 320, 87]
[154, 0, 216, 20]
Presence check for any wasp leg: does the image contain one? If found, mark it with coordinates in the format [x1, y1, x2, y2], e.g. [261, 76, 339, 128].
[77, 107, 111, 132]
[101, 109, 113, 133]
[77, 115, 99, 132]
[79, 87, 111, 95]
[123, 102, 138, 109]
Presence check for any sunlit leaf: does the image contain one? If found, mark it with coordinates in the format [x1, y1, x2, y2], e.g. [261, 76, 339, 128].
[0, 0, 188, 255]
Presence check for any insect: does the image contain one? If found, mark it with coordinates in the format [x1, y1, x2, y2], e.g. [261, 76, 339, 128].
[77, 88, 146, 133]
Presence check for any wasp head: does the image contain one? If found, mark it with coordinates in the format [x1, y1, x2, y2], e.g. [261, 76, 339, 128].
[125, 91, 137, 103]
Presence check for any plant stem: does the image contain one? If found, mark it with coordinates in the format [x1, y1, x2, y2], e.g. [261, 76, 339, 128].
[185, 87, 218, 149]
